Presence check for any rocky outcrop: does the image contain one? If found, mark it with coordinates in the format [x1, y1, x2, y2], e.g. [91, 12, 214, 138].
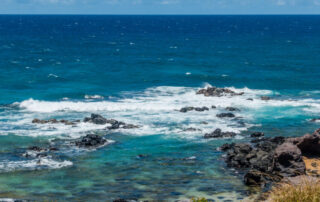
[84, 114, 108, 125]
[220, 136, 299, 186]
[179, 106, 209, 113]
[204, 128, 236, 139]
[196, 86, 244, 97]
[220, 129, 320, 187]
[273, 143, 305, 177]
[75, 134, 107, 148]
[32, 118, 79, 125]
[287, 129, 320, 155]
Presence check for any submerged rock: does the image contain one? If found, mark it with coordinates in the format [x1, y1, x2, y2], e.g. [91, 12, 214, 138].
[261, 96, 271, 101]
[75, 134, 107, 148]
[23, 145, 59, 158]
[216, 113, 235, 118]
[196, 86, 244, 97]
[251, 132, 265, 138]
[32, 118, 79, 125]
[179, 106, 209, 113]
[225, 107, 240, 111]
[179, 107, 194, 113]
[184, 127, 201, 132]
[204, 128, 236, 139]
[106, 120, 139, 130]
[194, 107, 209, 112]
[83, 114, 139, 129]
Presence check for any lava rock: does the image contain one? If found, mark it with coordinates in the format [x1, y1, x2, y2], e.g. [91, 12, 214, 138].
[32, 118, 78, 125]
[194, 107, 209, 112]
[244, 170, 266, 186]
[75, 134, 107, 148]
[204, 128, 236, 139]
[83, 114, 107, 125]
[261, 96, 271, 101]
[251, 132, 265, 138]
[179, 107, 194, 113]
[196, 87, 244, 97]
[179, 106, 209, 113]
[274, 143, 306, 177]
[219, 143, 235, 151]
[287, 129, 320, 155]
[216, 113, 235, 118]
[225, 107, 240, 111]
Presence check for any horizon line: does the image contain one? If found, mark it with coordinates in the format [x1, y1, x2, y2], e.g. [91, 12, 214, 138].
[0, 14, 320, 16]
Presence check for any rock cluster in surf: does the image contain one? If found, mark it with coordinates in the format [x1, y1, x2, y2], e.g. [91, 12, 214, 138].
[220, 129, 320, 187]
[32, 118, 80, 125]
[196, 86, 244, 97]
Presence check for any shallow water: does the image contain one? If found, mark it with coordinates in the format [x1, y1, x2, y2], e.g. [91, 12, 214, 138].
[0, 15, 320, 201]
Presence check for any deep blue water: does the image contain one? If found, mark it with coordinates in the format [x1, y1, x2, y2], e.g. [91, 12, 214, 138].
[0, 15, 320, 201]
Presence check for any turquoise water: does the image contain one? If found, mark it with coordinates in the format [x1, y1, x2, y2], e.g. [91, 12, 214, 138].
[1, 15, 320, 201]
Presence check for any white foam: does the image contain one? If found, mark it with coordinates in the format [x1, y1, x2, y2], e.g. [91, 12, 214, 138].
[84, 95, 104, 99]
[2, 84, 319, 140]
[0, 157, 72, 172]
[48, 73, 59, 78]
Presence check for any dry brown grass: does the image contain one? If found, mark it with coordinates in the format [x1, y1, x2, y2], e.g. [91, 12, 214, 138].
[266, 176, 320, 202]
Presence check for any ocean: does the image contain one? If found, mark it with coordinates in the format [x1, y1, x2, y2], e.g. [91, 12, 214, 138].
[0, 15, 320, 201]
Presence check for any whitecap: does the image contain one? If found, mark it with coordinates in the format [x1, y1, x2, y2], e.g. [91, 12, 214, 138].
[5, 84, 320, 140]
[0, 157, 72, 172]
[84, 95, 104, 100]
[48, 74, 59, 78]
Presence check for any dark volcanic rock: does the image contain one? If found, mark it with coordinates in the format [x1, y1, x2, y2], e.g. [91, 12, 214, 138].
[32, 118, 78, 125]
[83, 114, 107, 125]
[194, 107, 209, 112]
[184, 128, 201, 132]
[274, 143, 305, 177]
[75, 134, 107, 148]
[106, 120, 139, 130]
[179, 106, 209, 113]
[225, 107, 240, 111]
[83, 114, 139, 129]
[244, 170, 266, 186]
[204, 128, 236, 139]
[251, 132, 265, 138]
[219, 143, 235, 151]
[179, 107, 194, 113]
[216, 113, 235, 118]
[220, 132, 310, 187]
[196, 87, 244, 97]
[287, 129, 320, 155]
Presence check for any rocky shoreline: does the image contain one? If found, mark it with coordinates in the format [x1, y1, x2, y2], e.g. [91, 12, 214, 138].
[13, 86, 320, 201]
[219, 128, 320, 195]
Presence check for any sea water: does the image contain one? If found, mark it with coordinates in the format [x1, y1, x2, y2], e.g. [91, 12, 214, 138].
[0, 15, 320, 201]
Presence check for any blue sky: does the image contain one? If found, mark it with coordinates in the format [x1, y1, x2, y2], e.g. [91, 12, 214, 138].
[1, 0, 320, 14]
